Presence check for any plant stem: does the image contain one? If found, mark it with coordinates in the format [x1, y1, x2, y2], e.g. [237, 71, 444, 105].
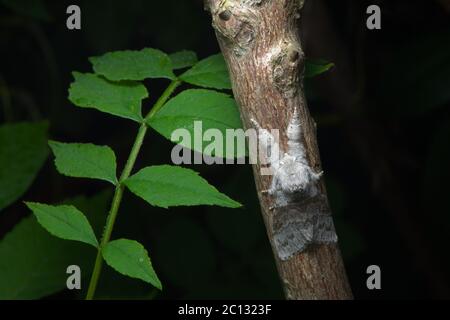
[85, 79, 181, 300]
[146, 79, 181, 120]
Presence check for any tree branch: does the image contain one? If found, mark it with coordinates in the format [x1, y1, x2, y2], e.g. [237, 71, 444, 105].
[205, 0, 352, 299]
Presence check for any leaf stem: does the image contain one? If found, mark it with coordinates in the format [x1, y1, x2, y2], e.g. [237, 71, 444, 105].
[146, 79, 181, 120]
[85, 79, 181, 300]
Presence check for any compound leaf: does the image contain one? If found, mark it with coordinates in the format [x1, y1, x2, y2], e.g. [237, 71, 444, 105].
[124, 165, 241, 209]
[180, 54, 231, 89]
[148, 89, 244, 158]
[90, 48, 176, 81]
[69, 72, 147, 122]
[169, 50, 198, 70]
[25, 202, 98, 248]
[49, 141, 117, 185]
[102, 239, 162, 290]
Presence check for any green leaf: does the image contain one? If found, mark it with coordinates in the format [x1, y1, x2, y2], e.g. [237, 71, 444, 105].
[124, 165, 242, 209]
[0, 192, 110, 299]
[148, 89, 244, 158]
[49, 141, 117, 185]
[90, 48, 176, 81]
[169, 50, 198, 70]
[0, 122, 48, 212]
[68, 72, 147, 122]
[180, 54, 231, 89]
[304, 59, 334, 78]
[25, 202, 98, 248]
[102, 239, 162, 290]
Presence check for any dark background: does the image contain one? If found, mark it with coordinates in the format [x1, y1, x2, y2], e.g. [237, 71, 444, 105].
[0, 0, 450, 299]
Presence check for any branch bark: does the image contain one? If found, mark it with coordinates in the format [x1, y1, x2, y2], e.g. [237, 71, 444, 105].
[205, 0, 352, 299]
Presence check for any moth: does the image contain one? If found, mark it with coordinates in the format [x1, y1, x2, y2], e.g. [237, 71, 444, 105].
[251, 107, 337, 260]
